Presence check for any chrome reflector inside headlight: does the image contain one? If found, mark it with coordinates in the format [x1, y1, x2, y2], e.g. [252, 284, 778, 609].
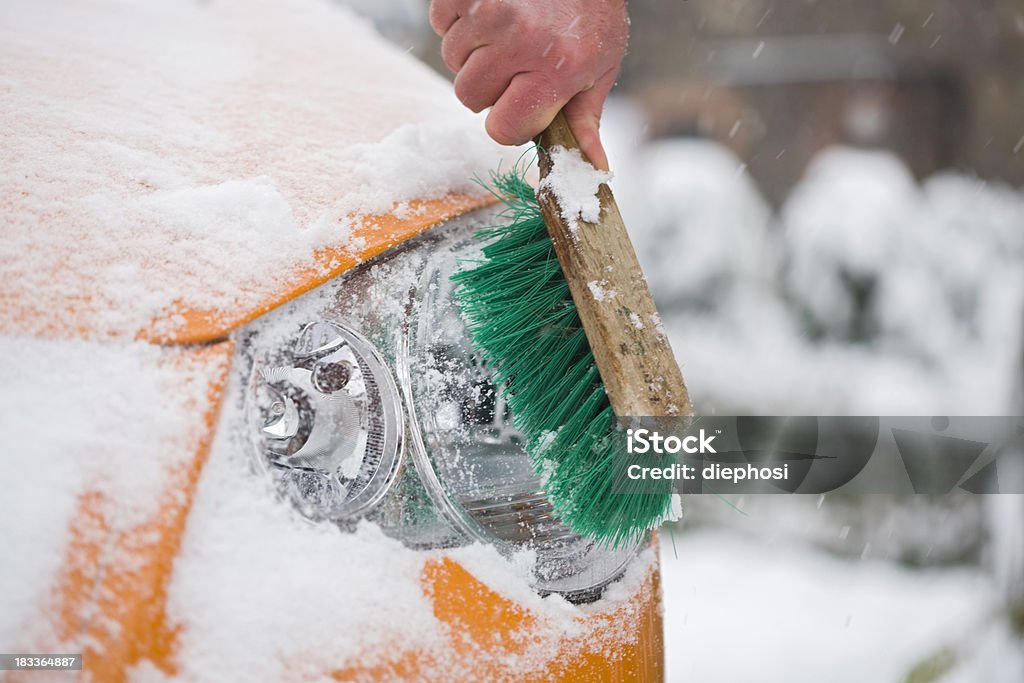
[249, 321, 403, 522]
[241, 209, 642, 601]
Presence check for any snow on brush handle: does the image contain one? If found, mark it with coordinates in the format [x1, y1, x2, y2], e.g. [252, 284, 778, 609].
[536, 111, 693, 418]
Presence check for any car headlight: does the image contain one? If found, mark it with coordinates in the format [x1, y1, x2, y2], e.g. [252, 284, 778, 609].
[250, 320, 404, 522]
[240, 208, 642, 602]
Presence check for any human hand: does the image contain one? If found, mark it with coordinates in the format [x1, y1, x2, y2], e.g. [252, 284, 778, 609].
[429, 0, 628, 170]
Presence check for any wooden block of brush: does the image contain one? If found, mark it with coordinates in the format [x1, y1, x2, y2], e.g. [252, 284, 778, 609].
[536, 111, 692, 419]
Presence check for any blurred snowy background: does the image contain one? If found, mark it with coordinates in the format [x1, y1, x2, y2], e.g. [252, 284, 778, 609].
[343, 0, 1024, 679]
[603, 100, 1024, 682]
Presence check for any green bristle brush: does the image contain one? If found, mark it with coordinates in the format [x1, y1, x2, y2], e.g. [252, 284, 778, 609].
[452, 111, 692, 547]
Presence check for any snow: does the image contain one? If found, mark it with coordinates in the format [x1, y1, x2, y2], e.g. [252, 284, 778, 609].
[164, 399, 445, 681]
[0, 337, 221, 651]
[0, 0, 508, 339]
[667, 494, 684, 522]
[660, 530, 1019, 683]
[156, 278, 660, 681]
[613, 135, 776, 310]
[600, 98, 1024, 680]
[602, 112, 1024, 414]
[539, 146, 614, 237]
[587, 280, 616, 301]
[783, 148, 921, 337]
[2, 6, 1022, 677]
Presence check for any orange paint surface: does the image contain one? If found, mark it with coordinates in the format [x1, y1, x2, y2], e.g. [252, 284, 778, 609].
[150, 193, 495, 344]
[11, 341, 234, 683]
[2, 193, 493, 345]
[329, 555, 664, 682]
[8, 337, 664, 681]
[5, 193, 664, 682]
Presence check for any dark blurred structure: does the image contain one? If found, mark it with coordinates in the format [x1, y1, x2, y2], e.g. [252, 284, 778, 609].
[621, 0, 1024, 204]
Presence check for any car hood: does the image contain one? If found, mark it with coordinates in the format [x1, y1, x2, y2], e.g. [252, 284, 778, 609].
[0, 0, 500, 344]
[0, 3, 664, 680]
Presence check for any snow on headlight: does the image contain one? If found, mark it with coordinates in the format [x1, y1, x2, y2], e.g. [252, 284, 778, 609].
[238, 209, 645, 601]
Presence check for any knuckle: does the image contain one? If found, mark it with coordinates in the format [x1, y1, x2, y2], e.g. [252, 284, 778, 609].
[553, 39, 593, 75]
[522, 71, 565, 104]
[478, 0, 531, 33]
[440, 36, 462, 71]
[486, 111, 525, 145]
[427, 1, 450, 34]
[521, 8, 555, 38]
[474, 0, 505, 24]
[453, 74, 471, 100]
[515, 12, 540, 36]
[454, 76, 484, 112]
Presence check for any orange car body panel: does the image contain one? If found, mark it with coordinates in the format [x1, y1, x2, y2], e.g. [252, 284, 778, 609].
[9, 336, 664, 681]
[152, 194, 496, 345]
[3, 0, 664, 678]
[10, 341, 235, 683]
[5, 207, 666, 678]
[6, 236, 665, 682]
[2, 193, 493, 345]
[329, 558, 664, 682]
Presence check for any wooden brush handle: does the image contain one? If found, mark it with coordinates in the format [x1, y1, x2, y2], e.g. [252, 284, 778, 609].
[536, 111, 692, 418]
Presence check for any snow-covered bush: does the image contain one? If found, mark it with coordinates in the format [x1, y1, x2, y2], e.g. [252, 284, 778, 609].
[612, 130, 1024, 415]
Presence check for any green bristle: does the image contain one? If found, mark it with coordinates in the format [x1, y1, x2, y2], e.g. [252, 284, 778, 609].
[452, 163, 672, 547]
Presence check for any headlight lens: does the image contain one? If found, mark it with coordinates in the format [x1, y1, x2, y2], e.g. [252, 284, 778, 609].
[241, 209, 642, 601]
[250, 321, 404, 522]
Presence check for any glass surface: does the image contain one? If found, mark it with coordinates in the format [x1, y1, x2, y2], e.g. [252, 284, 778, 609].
[239, 209, 643, 600]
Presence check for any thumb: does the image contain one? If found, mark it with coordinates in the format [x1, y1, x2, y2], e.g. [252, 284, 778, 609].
[561, 70, 617, 171]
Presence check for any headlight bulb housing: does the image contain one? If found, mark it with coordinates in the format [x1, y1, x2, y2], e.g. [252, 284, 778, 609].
[242, 211, 643, 602]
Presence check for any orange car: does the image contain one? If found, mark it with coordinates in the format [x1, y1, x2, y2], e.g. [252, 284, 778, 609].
[0, 1, 663, 681]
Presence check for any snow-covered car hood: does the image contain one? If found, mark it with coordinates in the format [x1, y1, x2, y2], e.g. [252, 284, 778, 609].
[0, 0, 498, 343]
[0, 2, 664, 681]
